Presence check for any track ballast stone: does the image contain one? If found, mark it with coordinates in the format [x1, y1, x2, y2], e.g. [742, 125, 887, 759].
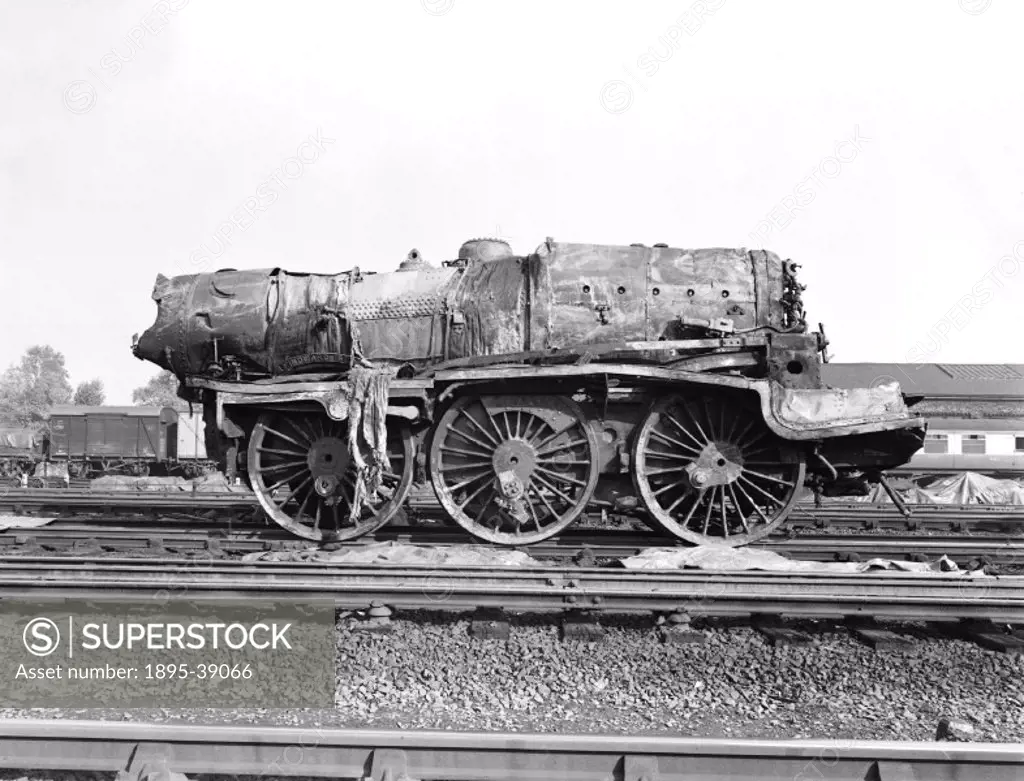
[2, 612, 1021, 741]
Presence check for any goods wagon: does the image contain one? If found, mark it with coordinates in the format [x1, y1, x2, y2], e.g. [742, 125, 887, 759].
[0, 407, 216, 482]
[0, 427, 40, 478]
[175, 408, 208, 461]
[133, 237, 926, 546]
[49, 405, 176, 476]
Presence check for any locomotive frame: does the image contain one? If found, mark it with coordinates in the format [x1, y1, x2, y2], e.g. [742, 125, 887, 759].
[136, 238, 926, 546]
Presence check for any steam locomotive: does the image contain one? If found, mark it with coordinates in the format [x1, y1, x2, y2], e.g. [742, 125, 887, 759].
[133, 238, 925, 546]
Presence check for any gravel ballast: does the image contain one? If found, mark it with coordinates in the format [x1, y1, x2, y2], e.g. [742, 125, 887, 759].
[2, 611, 1022, 742]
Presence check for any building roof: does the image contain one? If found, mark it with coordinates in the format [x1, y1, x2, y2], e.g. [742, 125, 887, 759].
[821, 363, 1024, 398]
[48, 406, 173, 417]
[925, 417, 1024, 432]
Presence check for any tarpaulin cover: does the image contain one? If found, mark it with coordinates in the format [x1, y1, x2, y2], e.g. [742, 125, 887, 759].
[32, 461, 69, 479]
[620, 546, 988, 576]
[345, 364, 396, 522]
[0, 515, 55, 531]
[838, 483, 939, 504]
[922, 472, 1024, 505]
[800, 473, 1024, 505]
[90, 474, 252, 493]
[0, 430, 35, 449]
[242, 540, 541, 566]
[91, 475, 192, 492]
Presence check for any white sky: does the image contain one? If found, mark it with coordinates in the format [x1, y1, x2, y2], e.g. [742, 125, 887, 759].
[1, 0, 1022, 404]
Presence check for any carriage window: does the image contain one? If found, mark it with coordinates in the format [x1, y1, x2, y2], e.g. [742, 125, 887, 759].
[923, 433, 948, 454]
[1015, 436, 1024, 453]
[961, 434, 986, 455]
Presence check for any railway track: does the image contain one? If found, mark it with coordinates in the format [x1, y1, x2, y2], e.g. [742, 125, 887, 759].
[4, 487, 1023, 532]
[0, 719, 1018, 780]
[0, 555, 1021, 621]
[2, 519, 1023, 567]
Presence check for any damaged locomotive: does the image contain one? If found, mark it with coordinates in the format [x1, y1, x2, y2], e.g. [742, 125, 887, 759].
[133, 238, 925, 546]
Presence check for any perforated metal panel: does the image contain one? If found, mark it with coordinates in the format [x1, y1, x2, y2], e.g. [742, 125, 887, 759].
[937, 364, 1024, 380]
[345, 294, 445, 320]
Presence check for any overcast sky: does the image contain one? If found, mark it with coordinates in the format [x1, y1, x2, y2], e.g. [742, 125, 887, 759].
[2, 0, 1022, 404]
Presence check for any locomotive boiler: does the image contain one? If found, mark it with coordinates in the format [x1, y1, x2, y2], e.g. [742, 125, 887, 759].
[133, 238, 925, 545]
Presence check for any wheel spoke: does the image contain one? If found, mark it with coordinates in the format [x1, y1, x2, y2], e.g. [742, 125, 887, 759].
[449, 426, 495, 454]
[663, 412, 707, 450]
[744, 467, 795, 487]
[474, 486, 498, 521]
[447, 471, 491, 493]
[267, 469, 309, 494]
[295, 484, 313, 523]
[441, 444, 493, 460]
[481, 407, 506, 443]
[262, 425, 307, 451]
[734, 481, 770, 523]
[531, 472, 576, 506]
[520, 414, 540, 443]
[653, 478, 688, 498]
[273, 473, 312, 503]
[727, 483, 751, 533]
[260, 460, 306, 475]
[525, 492, 543, 532]
[644, 447, 693, 462]
[258, 445, 306, 458]
[731, 417, 757, 448]
[534, 465, 587, 488]
[665, 487, 692, 515]
[738, 474, 784, 506]
[439, 463, 491, 473]
[533, 424, 576, 454]
[649, 428, 701, 455]
[677, 491, 703, 529]
[529, 478, 562, 521]
[720, 486, 729, 536]
[678, 404, 711, 445]
[458, 476, 494, 510]
[459, 407, 500, 446]
[700, 489, 713, 534]
[536, 437, 588, 457]
[646, 466, 684, 476]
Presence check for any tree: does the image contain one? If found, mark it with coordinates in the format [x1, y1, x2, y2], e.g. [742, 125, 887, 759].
[132, 370, 184, 408]
[0, 345, 73, 425]
[73, 379, 106, 406]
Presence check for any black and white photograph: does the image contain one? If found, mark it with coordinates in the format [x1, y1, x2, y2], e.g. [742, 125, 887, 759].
[0, 0, 1022, 778]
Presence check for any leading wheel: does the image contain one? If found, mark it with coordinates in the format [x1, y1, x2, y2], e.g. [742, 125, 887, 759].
[429, 394, 599, 545]
[248, 409, 414, 542]
[632, 393, 805, 546]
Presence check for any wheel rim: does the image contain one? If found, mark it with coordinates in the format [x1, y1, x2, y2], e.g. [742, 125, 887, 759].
[429, 395, 599, 545]
[633, 394, 805, 546]
[248, 410, 413, 541]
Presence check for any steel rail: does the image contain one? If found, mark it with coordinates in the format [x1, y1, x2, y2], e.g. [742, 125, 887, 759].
[0, 488, 257, 513]
[0, 719, 1019, 780]
[0, 557, 1021, 620]
[4, 487, 1023, 522]
[3, 520, 1023, 564]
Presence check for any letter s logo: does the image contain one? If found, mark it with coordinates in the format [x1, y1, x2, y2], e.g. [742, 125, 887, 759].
[23, 617, 61, 657]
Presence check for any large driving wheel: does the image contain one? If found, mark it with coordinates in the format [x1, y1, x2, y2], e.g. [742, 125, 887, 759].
[633, 393, 805, 546]
[429, 395, 599, 545]
[248, 410, 413, 542]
